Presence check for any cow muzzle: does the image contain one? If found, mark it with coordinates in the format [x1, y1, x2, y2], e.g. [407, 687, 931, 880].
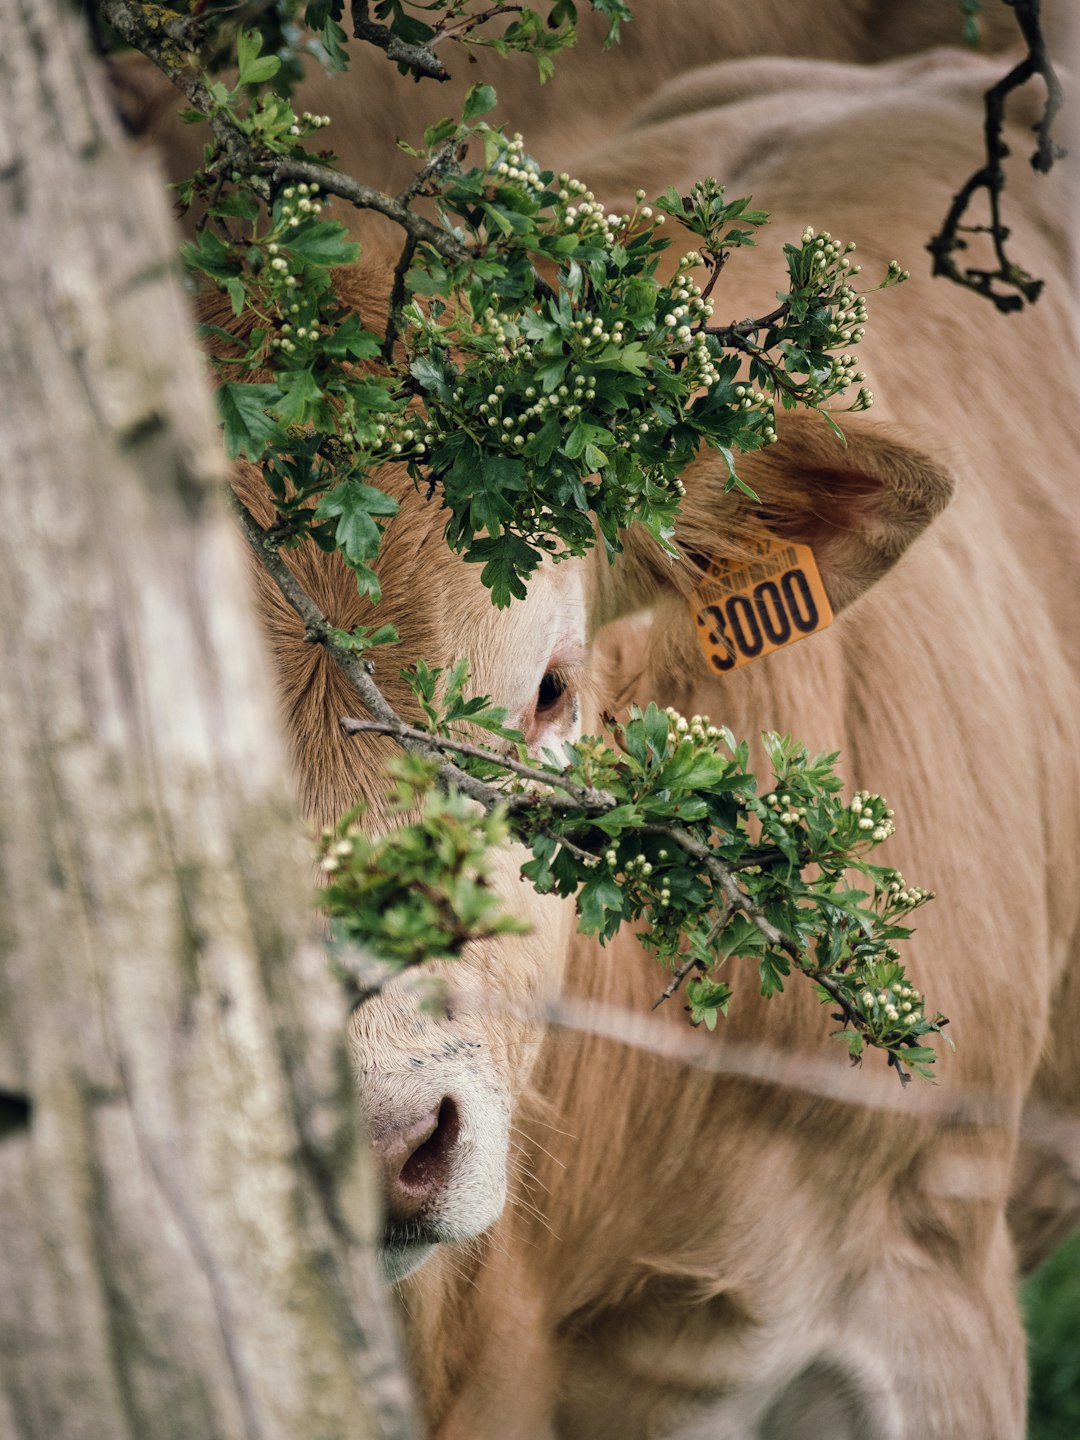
[366, 1082, 511, 1283]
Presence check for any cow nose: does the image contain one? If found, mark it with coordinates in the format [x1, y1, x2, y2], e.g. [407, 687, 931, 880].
[371, 1097, 461, 1224]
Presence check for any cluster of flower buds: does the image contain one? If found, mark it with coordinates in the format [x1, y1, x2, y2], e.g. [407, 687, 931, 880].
[262, 184, 327, 352]
[604, 848, 678, 909]
[664, 707, 727, 749]
[552, 171, 629, 247]
[858, 981, 925, 1026]
[367, 412, 435, 462]
[763, 791, 808, 827]
[288, 111, 331, 137]
[476, 371, 601, 447]
[662, 255, 716, 333]
[802, 229, 860, 277]
[830, 280, 868, 344]
[278, 181, 322, 226]
[880, 872, 935, 911]
[494, 134, 547, 197]
[569, 311, 627, 355]
[828, 350, 867, 389]
[849, 789, 896, 845]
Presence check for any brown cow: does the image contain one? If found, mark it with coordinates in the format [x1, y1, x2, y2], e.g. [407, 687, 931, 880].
[383, 47, 1080, 1440]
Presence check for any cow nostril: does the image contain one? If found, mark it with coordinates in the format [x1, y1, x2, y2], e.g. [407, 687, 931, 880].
[399, 1096, 460, 1195]
[375, 1097, 462, 1226]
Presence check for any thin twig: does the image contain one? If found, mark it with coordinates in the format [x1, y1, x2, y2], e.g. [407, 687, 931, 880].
[926, 0, 1065, 311]
[395, 140, 468, 208]
[383, 234, 417, 362]
[339, 717, 616, 808]
[430, 4, 525, 47]
[704, 303, 789, 348]
[639, 822, 799, 959]
[651, 954, 706, 1010]
[651, 905, 733, 1010]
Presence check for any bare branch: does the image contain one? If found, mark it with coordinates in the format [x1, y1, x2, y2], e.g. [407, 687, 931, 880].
[927, 0, 1066, 311]
[383, 233, 418, 362]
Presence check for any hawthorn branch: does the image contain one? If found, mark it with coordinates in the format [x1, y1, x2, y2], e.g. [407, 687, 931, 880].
[269, 157, 469, 261]
[339, 716, 616, 809]
[96, 0, 469, 263]
[430, 4, 526, 47]
[231, 494, 794, 947]
[230, 497, 790, 950]
[651, 954, 707, 1010]
[927, 0, 1065, 311]
[229, 497, 612, 815]
[350, 0, 449, 80]
[383, 233, 418, 362]
[233, 495, 926, 1077]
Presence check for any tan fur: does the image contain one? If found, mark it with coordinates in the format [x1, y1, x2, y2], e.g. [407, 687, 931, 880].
[395, 51, 1080, 1439]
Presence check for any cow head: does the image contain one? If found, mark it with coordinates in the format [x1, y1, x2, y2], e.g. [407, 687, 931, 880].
[235, 294, 951, 1285]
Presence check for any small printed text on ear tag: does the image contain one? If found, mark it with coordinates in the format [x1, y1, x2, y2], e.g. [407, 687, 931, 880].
[690, 537, 833, 674]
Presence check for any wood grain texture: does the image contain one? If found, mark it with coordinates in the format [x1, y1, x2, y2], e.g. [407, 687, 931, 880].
[0, 3, 415, 1436]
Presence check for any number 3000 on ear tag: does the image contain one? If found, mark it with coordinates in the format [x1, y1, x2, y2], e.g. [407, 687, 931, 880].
[690, 537, 833, 675]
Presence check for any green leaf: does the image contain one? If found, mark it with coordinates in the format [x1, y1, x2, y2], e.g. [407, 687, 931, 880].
[236, 30, 281, 87]
[759, 950, 791, 999]
[225, 276, 247, 317]
[273, 370, 323, 426]
[217, 384, 285, 460]
[465, 533, 540, 608]
[577, 873, 624, 935]
[285, 220, 361, 267]
[642, 702, 670, 761]
[315, 480, 399, 568]
[323, 314, 381, 360]
[463, 84, 498, 121]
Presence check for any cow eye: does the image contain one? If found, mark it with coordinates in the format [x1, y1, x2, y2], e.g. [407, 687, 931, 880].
[536, 668, 568, 715]
[524, 654, 583, 750]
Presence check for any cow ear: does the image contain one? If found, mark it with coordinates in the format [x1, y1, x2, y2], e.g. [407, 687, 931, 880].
[589, 411, 955, 630]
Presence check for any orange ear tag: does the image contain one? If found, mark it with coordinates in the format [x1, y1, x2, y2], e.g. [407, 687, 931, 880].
[690, 537, 833, 675]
